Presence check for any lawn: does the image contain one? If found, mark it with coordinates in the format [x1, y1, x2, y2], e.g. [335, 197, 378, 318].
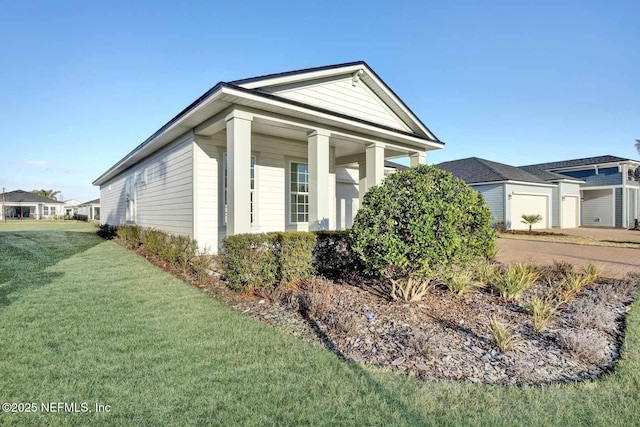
[0, 223, 639, 425]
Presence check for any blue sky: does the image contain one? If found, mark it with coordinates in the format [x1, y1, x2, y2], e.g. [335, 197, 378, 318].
[0, 0, 638, 202]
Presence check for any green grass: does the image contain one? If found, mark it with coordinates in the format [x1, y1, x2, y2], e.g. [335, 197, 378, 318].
[0, 224, 639, 425]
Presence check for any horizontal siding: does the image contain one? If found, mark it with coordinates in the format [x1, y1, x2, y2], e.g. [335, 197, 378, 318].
[471, 184, 505, 226]
[269, 76, 411, 132]
[551, 186, 560, 228]
[100, 178, 126, 225]
[615, 188, 623, 228]
[336, 166, 359, 184]
[628, 188, 636, 228]
[562, 167, 622, 187]
[101, 134, 194, 236]
[582, 189, 613, 227]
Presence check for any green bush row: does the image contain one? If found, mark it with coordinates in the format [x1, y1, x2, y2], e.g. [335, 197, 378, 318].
[100, 225, 205, 276]
[223, 232, 319, 291]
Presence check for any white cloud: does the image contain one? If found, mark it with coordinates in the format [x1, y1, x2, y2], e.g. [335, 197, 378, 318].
[23, 160, 49, 167]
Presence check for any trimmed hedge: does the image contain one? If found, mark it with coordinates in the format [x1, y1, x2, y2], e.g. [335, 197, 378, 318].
[223, 233, 279, 291]
[223, 232, 317, 291]
[117, 225, 142, 249]
[278, 232, 317, 285]
[313, 230, 360, 279]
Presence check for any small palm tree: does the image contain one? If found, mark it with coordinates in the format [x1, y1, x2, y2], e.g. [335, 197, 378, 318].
[521, 214, 542, 233]
[32, 189, 61, 200]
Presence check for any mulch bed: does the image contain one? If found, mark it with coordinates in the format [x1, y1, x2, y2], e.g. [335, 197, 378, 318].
[123, 241, 638, 386]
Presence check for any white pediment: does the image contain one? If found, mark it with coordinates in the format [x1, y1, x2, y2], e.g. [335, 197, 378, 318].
[233, 63, 436, 139]
[257, 75, 412, 132]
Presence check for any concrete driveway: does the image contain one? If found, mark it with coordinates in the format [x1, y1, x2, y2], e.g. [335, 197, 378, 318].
[496, 228, 640, 279]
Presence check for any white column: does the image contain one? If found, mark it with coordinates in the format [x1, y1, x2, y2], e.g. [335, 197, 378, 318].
[358, 159, 367, 203]
[308, 130, 331, 231]
[410, 151, 426, 166]
[366, 142, 385, 190]
[622, 165, 628, 228]
[226, 110, 252, 236]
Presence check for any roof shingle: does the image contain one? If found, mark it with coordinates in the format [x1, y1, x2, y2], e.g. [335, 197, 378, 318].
[436, 158, 548, 184]
[0, 190, 64, 204]
[522, 155, 634, 170]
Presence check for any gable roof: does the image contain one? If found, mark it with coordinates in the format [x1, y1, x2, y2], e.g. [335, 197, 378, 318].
[437, 157, 549, 185]
[230, 61, 439, 139]
[523, 155, 636, 170]
[94, 61, 443, 186]
[80, 198, 100, 206]
[1, 190, 64, 204]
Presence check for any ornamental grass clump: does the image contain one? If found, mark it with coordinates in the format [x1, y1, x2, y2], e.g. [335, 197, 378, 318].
[555, 271, 592, 303]
[528, 295, 563, 332]
[350, 165, 495, 302]
[443, 270, 482, 296]
[485, 315, 521, 352]
[490, 263, 539, 302]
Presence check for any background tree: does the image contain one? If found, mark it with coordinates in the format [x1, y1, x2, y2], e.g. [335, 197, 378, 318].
[521, 214, 543, 233]
[32, 189, 61, 200]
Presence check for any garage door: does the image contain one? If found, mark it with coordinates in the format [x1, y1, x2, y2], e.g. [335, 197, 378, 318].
[562, 195, 580, 228]
[510, 194, 549, 230]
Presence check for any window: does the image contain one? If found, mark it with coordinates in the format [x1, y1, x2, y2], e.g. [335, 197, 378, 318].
[290, 162, 309, 223]
[50, 206, 56, 215]
[223, 154, 255, 224]
[126, 175, 136, 222]
[43, 206, 49, 216]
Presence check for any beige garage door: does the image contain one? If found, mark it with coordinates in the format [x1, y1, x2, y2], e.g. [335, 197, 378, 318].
[562, 195, 580, 228]
[510, 194, 549, 230]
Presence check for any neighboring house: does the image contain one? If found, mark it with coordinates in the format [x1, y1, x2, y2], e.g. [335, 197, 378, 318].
[63, 199, 82, 217]
[0, 190, 65, 220]
[77, 199, 101, 220]
[93, 61, 443, 252]
[523, 155, 640, 228]
[437, 158, 583, 230]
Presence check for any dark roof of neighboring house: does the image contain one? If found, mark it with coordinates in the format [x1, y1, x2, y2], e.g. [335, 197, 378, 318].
[80, 198, 100, 206]
[437, 157, 548, 185]
[1, 190, 64, 204]
[518, 166, 582, 182]
[522, 155, 634, 170]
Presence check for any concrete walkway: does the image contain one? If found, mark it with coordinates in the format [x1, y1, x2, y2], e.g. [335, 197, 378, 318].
[496, 238, 640, 279]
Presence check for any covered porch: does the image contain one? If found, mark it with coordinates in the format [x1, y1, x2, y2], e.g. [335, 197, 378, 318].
[193, 106, 435, 244]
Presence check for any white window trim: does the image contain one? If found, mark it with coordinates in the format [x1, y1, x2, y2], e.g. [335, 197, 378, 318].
[288, 160, 309, 225]
[126, 175, 137, 224]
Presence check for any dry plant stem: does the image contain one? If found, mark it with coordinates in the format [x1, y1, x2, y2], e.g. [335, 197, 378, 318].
[391, 276, 431, 302]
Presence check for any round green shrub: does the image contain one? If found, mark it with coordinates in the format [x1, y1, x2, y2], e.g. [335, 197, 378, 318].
[350, 164, 495, 279]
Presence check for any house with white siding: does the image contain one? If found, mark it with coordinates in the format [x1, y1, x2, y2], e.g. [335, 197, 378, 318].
[523, 155, 640, 228]
[77, 199, 100, 220]
[93, 62, 443, 252]
[437, 158, 583, 230]
[0, 190, 64, 220]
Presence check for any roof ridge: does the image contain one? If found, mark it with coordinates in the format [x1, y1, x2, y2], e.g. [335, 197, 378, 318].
[228, 61, 367, 85]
